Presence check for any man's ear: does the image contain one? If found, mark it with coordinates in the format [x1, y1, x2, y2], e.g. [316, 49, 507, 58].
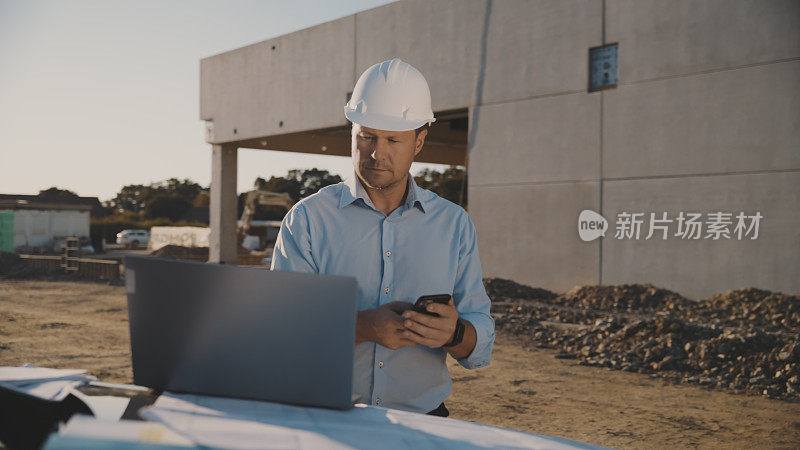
[414, 128, 428, 156]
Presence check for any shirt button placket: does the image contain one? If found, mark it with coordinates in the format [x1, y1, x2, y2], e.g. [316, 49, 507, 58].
[373, 218, 394, 408]
[380, 218, 394, 303]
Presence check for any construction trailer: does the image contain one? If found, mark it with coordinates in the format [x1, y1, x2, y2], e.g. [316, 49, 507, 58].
[0, 200, 91, 252]
[200, 0, 799, 298]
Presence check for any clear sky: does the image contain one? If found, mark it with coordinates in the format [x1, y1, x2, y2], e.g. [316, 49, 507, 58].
[0, 0, 450, 202]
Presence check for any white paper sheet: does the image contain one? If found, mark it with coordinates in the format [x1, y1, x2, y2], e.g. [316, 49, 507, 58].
[0, 365, 96, 401]
[142, 393, 606, 450]
[68, 388, 132, 421]
[0, 364, 87, 383]
[59, 415, 195, 446]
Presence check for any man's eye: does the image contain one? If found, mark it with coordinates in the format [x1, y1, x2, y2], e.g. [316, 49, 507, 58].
[389, 139, 399, 143]
[360, 135, 376, 141]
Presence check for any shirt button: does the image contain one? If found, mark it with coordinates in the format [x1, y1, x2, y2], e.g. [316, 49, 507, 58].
[385, 251, 391, 257]
[385, 287, 389, 293]
[378, 361, 383, 368]
[375, 398, 381, 405]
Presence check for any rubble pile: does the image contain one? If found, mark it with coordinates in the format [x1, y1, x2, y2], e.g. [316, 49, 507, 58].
[149, 245, 209, 260]
[484, 278, 557, 303]
[685, 288, 800, 333]
[485, 278, 800, 400]
[558, 284, 694, 314]
[493, 302, 605, 326]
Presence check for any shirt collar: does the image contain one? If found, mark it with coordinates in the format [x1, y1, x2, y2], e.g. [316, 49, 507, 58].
[339, 169, 427, 213]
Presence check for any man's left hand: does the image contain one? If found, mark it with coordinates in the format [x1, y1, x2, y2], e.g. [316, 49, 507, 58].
[401, 297, 458, 348]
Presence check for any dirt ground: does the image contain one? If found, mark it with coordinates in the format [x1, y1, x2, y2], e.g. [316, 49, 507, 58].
[1, 279, 798, 449]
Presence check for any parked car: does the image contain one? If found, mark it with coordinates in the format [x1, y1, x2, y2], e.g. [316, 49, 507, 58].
[116, 229, 150, 249]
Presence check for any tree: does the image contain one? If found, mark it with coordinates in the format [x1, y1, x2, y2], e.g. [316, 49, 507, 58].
[193, 190, 210, 207]
[38, 187, 79, 202]
[151, 178, 204, 204]
[294, 168, 343, 199]
[414, 166, 467, 208]
[107, 178, 205, 217]
[144, 195, 193, 221]
[107, 184, 149, 214]
[237, 168, 343, 220]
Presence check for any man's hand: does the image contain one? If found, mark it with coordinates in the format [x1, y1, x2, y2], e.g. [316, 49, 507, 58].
[400, 297, 459, 348]
[355, 301, 418, 350]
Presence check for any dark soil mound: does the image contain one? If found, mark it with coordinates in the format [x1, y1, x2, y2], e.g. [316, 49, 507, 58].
[487, 278, 799, 401]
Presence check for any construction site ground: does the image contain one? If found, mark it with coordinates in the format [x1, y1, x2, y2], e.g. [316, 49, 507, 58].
[0, 279, 798, 449]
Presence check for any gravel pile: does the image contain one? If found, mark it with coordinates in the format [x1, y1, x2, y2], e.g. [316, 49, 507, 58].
[685, 288, 799, 333]
[486, 277, 800, 400]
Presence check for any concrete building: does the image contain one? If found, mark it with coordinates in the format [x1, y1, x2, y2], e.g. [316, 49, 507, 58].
[200, 0, 799, 298]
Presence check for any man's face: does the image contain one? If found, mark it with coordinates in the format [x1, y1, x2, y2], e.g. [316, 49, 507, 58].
[352, 123, 427, 190]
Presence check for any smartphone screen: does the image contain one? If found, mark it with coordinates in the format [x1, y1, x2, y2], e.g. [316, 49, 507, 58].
[413, 294, 451, 317]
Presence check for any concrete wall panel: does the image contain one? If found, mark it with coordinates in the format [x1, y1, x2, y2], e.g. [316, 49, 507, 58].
[601, 171, 800, 299]
[606, 0, 800, 83]
[470, 92, 601, 185]
[603, 60, 800, 179]
[470, 182, 600, 293]
[200, 16, 355, 143]
[481, 0, 602, 104]
[354, 0, 486, 112]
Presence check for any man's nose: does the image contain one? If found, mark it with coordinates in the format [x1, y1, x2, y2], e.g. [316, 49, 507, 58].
[370, 138, 390, 161]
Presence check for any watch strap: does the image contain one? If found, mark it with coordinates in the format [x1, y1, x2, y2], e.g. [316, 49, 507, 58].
[444, 318, 465, 348]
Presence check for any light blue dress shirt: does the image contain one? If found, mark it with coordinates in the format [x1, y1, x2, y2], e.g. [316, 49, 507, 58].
[270, 170, 495, 413]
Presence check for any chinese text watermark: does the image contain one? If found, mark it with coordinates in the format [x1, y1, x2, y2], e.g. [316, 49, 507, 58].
[578, 210, 762, 242]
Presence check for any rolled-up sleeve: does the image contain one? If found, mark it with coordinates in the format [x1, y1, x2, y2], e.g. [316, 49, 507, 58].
[452, 213, 495, 370]
[270, 203, 318, 274]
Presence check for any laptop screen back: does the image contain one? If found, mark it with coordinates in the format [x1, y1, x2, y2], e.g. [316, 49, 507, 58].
[124, 255, 357, 410]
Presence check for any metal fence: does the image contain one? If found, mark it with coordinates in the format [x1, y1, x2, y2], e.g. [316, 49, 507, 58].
[16, 253, 268, 282]
[18, 254, 121, 280]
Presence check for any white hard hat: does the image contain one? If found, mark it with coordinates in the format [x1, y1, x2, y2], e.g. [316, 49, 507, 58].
[344, 58, 436, 132]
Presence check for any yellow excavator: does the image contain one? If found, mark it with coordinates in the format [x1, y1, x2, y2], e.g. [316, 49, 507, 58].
[237, 180, 295, 252]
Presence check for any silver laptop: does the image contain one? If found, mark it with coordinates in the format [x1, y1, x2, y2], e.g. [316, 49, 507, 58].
[123, 255, 358, 410]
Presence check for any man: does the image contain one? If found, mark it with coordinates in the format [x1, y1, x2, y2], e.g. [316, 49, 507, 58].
[271, 58, 494, 417]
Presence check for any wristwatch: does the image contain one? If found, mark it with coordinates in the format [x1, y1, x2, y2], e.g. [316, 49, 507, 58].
[444, 318, 465, 348]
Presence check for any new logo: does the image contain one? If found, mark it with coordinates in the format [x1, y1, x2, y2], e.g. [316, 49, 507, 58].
[578, 210, 608, 242]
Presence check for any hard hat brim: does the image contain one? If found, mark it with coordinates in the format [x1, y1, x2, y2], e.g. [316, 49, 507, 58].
[345, 108, 435, 132]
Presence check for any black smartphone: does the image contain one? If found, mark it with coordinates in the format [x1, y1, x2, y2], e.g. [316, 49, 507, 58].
[413, 294, 451, 317]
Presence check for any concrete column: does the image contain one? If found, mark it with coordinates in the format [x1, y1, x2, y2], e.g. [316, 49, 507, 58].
[209, 144, 238, 264]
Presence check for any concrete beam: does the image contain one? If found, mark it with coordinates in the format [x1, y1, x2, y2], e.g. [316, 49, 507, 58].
[235, 113, 469, 165]
[209, 144, 238, 264]
[237, 132, 465, 166]
[200, 15, 355, 143]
